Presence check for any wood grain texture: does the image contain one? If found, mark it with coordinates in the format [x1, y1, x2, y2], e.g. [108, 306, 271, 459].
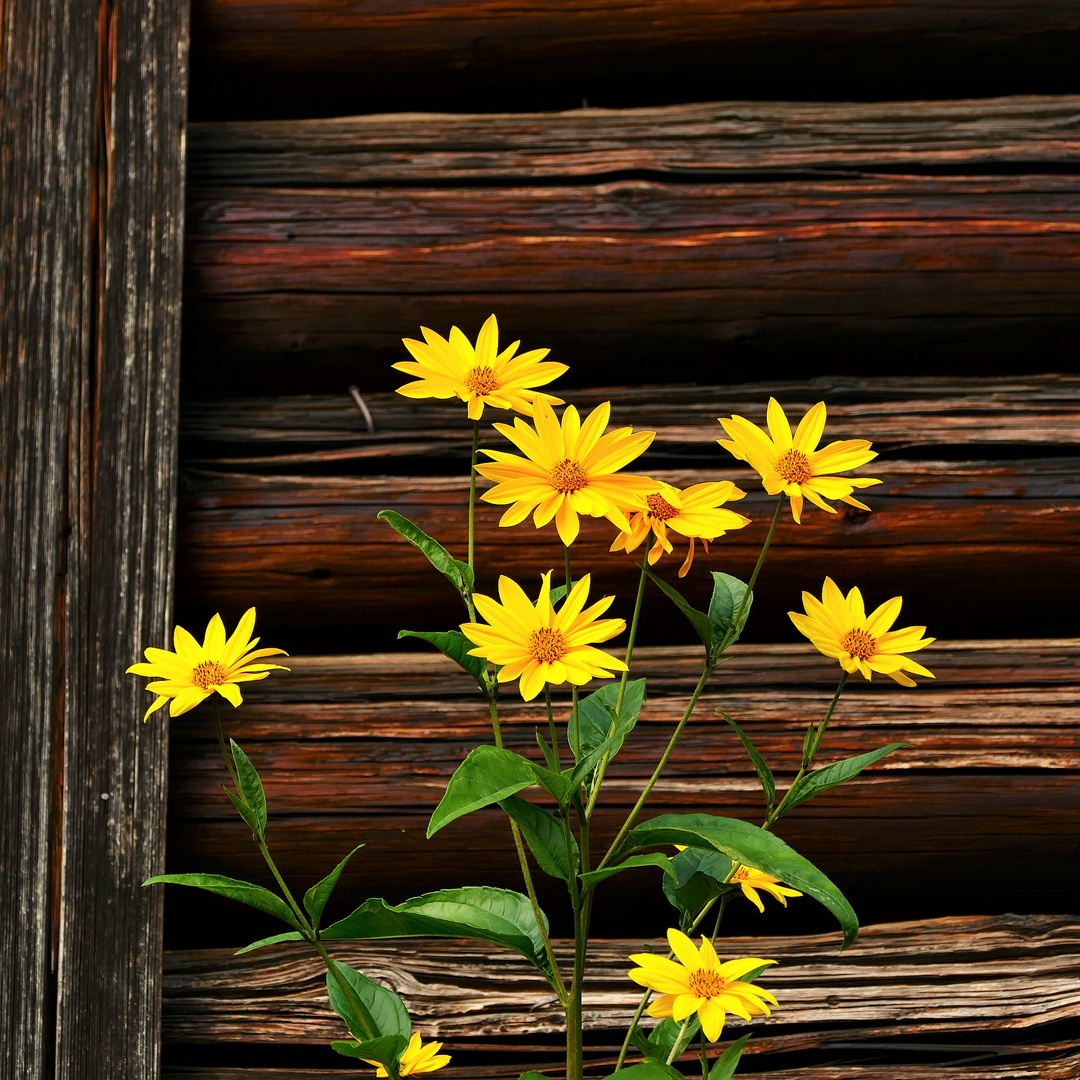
[188, 96, 1080, 186]
[161, 914, 1080, 1045]
[162, 642, 1080, 923]
[186, 1, 1080, 119]
[0, 0, 188, 1076]
[180, 375, 1080, 465]
[175, 458, 1080, 640]
[181, 175, 1080, 390]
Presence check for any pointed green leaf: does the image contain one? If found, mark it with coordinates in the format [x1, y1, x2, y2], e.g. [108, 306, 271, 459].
[709, 1034, 751, 1080]
[643, 568, 714, 653]
[717, 710, 775, 810]
[708, 572, 752, 646]
[332, 1033, 408, 1075]
[602, 1062, 684, 1080]
[327, 959, 410, 1044]
[428, 746, 537, 837]
[567, 679, 646, 782]
[230, 740, 267, 838]
[398, 629, 488, 685]
[235, 930, 300, 955]
[536, 731, 559, 772]
[143, 873, 299, 928]
[647, 1016, 700, 1065]
[500, 796, 577, 881]
[304, 843, 364, 928]
[319, 886, 557, 986]
[579, 852, 675, 890]
[225, 788, 264, 838]
[783, 743, 910, 813]
[378, 510, 474, 603]
[550, 583, 570, 605]
[617, 813, 858, 947]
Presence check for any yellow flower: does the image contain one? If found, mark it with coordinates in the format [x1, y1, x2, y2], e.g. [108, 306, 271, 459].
[394, 314, 567, 420]
[717, 399, 881, 524]
[476, 398, 656, 546]
[461, 572, 627, 701]
[126, 608, 288, 720]
[610, 480, 751, 577]
[790, 578, 935, 686]
[364, 1033, 451, 1077]
[628, 929, 778, 1042]
[730, 865, 802, 913]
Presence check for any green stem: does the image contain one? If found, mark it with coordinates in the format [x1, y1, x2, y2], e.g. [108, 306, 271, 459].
[598, 663, 713, 870]
[211, 698, 240, 792]
[666, 1019, 692, 1066]
[545, 687, 562, 770]
[586, 562, 648, 821]
[563, 544, 581, 761]
[766, 671, 848, 827]
[700, 1027, 710, 1080]
[717, 494, 785, 655]
[466, 419, 480, 620]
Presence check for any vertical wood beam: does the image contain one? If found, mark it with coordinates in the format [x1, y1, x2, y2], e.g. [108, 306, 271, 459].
[0, 1, 188, 1076]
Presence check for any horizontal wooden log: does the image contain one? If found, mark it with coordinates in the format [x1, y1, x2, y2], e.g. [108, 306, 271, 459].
[187, 2, 1080, 119]
[162, 915, 1080, 1053]
[163, 642, 1080, 932]
[176, 458, 1080, 640]
[187, 96, 1080, 186]
[182, 176, 1080, 390]
[179, 375, 1080, 465]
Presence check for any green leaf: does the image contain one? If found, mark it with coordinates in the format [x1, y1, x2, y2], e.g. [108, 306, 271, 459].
[616, 813, 859, 948]
[230, 740, 267, 838]
[579, 853, 675, 890]
[428, 746, 537, 836]
[783, 743, 910, 813]
[517, 1072, 551, 1080]
[500, 796, 577, 882]
[327, 959, 411, 1044]
[709, 1034, 751, 1080]
[378, 510, 474, 603]
[716, 710, 775, 811]
[304, 843, 364, 928]
[528, 761, 576, 805]
[143, 873, 299, 928]
[225, 788, 264, 838]
[645, 1016, 700, 1066]
[549, 583, 570, 605]
[602, 1062, 684, 1080]
[319, 886, 557, 985]
[567, 679, 646, 783]
[235, 930, 299, 955]
[643, 568, 714, 653]
[662, 847, 735, 923]
[708, 572, 752, 646]
[536, 731, 559, 772]
[332, 1033, 408, 1074]
[398, 629, 488, 685]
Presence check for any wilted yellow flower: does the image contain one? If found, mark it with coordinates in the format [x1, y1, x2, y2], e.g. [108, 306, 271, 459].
[790, 578, 935, 686]
[628, 929, 778, 1042]
[461, 572, 627, 701]
[476, 398, 656, 546]
[364, 1033, 450, 1077]
[610, 480, 751, 577]
[731, 865, 802, 912]
[394, 314, 566, 420]
[126, 608, 288, 720]
[717, 399, 881, 524]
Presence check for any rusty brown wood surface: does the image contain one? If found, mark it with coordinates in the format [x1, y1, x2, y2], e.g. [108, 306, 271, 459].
[179, 375, 1080, 465]
[161, 914, 1080, 1048]
[187, 96, 1080, 185]
[162, 641, 1080, 929]
[0, 0, 188, 1076]
[175, 458, 1080, 641]
[181, 175, 1080, 391]
[187, 1, 1080, 119]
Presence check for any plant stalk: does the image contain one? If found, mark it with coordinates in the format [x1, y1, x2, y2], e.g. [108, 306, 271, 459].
[466, 419, 480, 619]
[211, 698, 240, 792]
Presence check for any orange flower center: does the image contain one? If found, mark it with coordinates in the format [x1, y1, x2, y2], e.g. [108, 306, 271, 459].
[529, 627, 568, 664]
[731, 865, 753, 882]
[192, 660, 229, 689]
[549, 459, 588, 493]
[645, 492, 680, 521]
[464, 365, 499, 395]
[775, 449, 813, 485]
[841, 628, 877, 661]
[688, 969, 728, 998]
